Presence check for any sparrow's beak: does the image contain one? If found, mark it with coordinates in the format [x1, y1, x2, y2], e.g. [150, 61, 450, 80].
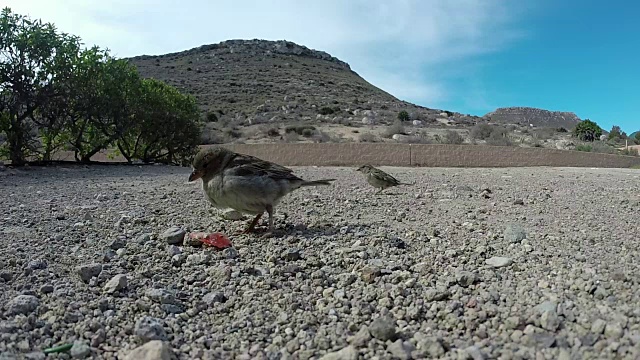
[188, 169, 203, 182]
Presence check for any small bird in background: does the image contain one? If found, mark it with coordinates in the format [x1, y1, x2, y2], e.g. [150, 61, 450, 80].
[356, 164, 413, 194]
[188, 147, 336, 234]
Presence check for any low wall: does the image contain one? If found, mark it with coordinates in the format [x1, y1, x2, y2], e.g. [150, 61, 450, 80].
[214, 143, 640, 168]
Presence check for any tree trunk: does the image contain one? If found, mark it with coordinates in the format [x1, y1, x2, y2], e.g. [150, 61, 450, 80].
[117, 142, 132, 163]
[7, 120, 26, 166]
[81, 134, 119, 163]
[8, 135, 25, 165]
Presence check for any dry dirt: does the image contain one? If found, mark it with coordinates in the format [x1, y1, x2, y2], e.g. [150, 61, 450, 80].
[1, 164, 640, 359]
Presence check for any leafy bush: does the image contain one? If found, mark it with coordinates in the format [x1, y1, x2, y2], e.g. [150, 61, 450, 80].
[116, 78, 202, 165]
[397, 110, 410, 121]
[266, 128, 280, 137]
[573, 119, 603, 142]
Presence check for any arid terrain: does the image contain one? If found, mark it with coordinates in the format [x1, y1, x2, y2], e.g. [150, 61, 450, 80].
[125, 40, 634, 154]
[1, 164, 640, 359]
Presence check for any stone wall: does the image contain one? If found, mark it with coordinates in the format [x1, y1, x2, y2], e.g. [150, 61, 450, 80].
[215, 143, 640, 168]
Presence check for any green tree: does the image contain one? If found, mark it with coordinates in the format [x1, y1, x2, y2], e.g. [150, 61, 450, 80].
[61, 49, 142, 162]
[573, 119, 603, 142]
[397, 110, 410, 121]
[1, 7, 204, 166]
[116, 78, 202, 165]
[0, 7, 81, 164]
[607, 125, 627, 142]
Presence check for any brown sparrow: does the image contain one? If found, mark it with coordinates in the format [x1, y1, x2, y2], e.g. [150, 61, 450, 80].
[189, 147, 336, 234]
[355, 164, 412, 194]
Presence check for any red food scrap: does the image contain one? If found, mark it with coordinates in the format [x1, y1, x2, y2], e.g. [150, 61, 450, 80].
[188, 232, 232, 249]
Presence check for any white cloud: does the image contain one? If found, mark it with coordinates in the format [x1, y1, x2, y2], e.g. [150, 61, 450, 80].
[3, 0, 530, 110]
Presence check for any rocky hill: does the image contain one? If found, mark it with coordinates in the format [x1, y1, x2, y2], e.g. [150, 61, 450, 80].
[125, 39, 591, 147]
[126, 39, 480, 130]
[484, 107, 581, 129]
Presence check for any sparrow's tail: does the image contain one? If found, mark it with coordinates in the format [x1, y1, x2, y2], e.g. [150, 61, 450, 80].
[300, 178, 336, 187]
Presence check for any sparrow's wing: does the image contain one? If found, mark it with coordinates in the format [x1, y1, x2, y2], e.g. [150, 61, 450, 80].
[372, 168, 400, 185]
[224, 153, 303, 182]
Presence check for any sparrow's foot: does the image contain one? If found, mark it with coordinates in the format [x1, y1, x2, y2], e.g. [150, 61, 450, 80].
[240, 213, 263, 234]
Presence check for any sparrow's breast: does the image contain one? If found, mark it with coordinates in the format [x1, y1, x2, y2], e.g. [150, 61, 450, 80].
[202, 176, 225, 209]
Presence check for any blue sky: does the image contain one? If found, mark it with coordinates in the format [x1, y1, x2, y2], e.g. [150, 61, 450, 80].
[4, 0, 639, 133]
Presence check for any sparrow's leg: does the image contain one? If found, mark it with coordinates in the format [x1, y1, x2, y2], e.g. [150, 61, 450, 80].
[243, 213, 263, 233]
[266, 204, 274, 232]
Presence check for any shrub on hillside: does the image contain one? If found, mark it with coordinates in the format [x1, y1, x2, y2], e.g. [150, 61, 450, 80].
[285, 125, 316, 136]
[575, 144, 592, 152]
[382, 119, 406, 139]
[573, 119, 603, 142]
[607, 125, 626, 142]
[532, 127, 556, 140]
[470, 124, 494, 140]
[319, 106, 340, 115]
[206, 112, 218, 122]
[435, 130, 464, 145]
[589, 141, 616, 154]
[620, 147, 639, 156]
[358, 133, 377, 142]
[486, 127, 512, 146]
[397, 110, 410, 122]
[576, 142, 616, 154]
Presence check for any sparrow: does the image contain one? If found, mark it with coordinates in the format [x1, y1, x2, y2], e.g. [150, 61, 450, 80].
[355, 164, 412, 194]
[188, 147, 336, 234]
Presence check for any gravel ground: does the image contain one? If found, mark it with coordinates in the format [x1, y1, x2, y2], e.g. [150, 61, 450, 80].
[1, 164, 640, 360]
